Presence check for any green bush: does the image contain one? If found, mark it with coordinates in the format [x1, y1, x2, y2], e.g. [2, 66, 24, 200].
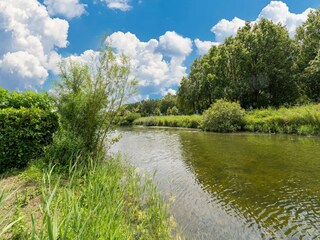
[0, 107, 59, 173]
[116, 111, 141, 126]
[201, 99, 245, 132]
[0, 87, 53, 110]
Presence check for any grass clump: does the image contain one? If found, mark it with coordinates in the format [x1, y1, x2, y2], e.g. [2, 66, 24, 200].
[245, 104, 320, 135]
[133, 115, 202, 128]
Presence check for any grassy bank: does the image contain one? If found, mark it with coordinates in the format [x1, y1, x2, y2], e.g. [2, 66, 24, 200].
[133, 115, 202, 128]
[133, 104, 320, 136]
[245, 104, 320, 135]
[0, 156, 177, 239]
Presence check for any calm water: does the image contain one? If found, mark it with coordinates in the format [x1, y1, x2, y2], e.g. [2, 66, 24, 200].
[110, 127, 320, 240]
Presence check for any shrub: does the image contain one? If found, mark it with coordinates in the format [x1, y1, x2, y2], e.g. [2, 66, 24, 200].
[0, 87, 53, 110]
[0, 108, 59, 173]
[201, 99, 245, 132]
[116, 110, 141, 126]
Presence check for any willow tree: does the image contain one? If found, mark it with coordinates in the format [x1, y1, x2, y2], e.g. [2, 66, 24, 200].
[50, 45, 137, 164]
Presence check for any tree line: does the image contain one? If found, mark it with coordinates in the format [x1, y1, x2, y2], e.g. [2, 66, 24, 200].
[177, 9, 320, 114]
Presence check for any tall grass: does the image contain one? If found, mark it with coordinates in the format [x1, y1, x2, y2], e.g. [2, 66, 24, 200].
[4, 156, 176, 239]
[133, 115, 202, 129]
[245, 104, 320, 135]
[0, 186, 22, 238]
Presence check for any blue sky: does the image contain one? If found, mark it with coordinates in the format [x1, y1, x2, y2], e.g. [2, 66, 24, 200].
[0, 0, 319, 100]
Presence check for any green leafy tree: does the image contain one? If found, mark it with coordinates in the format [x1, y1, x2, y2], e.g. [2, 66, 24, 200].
[177, 77, 194, 114]
[232, 19, 297, 107]
[295, 9, 320, 102]
[50, 44, 137, 164]
[160, 93, 177, 114]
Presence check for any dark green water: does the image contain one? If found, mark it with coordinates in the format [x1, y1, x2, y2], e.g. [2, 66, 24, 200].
[111, 127, 320, 239]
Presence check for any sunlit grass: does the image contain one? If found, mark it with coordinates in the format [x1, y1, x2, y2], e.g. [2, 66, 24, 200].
[133, 115, 202, 128]
[2, 156, 177, 239]
[245, 104, 320, 135]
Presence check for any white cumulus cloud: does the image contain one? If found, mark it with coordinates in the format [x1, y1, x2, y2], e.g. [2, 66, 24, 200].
[0, 0, 69, 90]
[158, 31, 193, 59]
[70, 31, 192, 99]
[160, 88, 176, 96]
[194, 39, 219, 55]
[258, 1, 312, 36]
[211, 17, 246, 42]
[44, 0, 87, 19]
[210, 1, 313, 42]
[107, 31, 192, 89]
[102, 0, 132, 11]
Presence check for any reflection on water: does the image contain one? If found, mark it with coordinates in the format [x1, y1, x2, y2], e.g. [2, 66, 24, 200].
[110, 127, 320, 240]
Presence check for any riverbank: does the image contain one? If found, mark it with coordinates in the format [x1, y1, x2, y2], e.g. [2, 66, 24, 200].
[133, 104, 320, 136]
[0, 156, 178, 239]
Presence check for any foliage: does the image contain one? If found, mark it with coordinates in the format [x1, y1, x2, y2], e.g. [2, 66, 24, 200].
[134, 115, 202, 128]
[177, 18, 307, 113]
[0, 87, 53, 110]
[295, 9, 320, 102]
[245, 104, 320, 135]
[0, 107, 58, 173]
[126, 93, 178, 117]
[167, 106, 179, 116]
[201, 100, 245, 132]
[50, 45, 136, 165]
[116, 108, 141, 126]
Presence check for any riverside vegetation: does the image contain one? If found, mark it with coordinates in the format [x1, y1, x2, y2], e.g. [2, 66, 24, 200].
[132, 101, 320, 135]
[0, 45, 177, 239]
[124, 9, 320, 135]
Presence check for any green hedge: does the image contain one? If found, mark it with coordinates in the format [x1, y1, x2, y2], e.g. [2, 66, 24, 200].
[0, 107, 59, 173]
[0, 88, 53, 110]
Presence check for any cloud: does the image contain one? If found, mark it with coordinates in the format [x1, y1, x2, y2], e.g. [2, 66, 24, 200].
[107, 31, 192, 89]
[258, 1, 312, 36]
[102, 0, 132, 11]
[160, 88, 176, 96]
[194, 39, 219, 55]
[0, 0, 69, 90]
[158, 31, 193, 59]
[211, 17, 246, 42]
[0, 52, 48, 90]
[210, 1, 312, 42]
[70, 31, 192, 99]
[44, 0, 87, 19]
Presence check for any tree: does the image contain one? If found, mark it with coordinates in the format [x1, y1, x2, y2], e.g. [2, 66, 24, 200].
[160, 93, 177, 114]
[177, 77, 194, 114]
[178, 19, 298, 112]
[51, 44, 137, 163]
[232, 19, 297, 107]
[295, 9, 320, 102]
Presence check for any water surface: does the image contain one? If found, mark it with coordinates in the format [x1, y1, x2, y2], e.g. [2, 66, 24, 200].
[111, 127, 320, 239]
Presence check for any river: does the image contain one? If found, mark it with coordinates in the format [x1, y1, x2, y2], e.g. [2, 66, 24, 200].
[110, 127, 320, 240]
